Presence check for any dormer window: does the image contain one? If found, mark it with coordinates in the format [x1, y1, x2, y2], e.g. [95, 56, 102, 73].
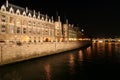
[49, 19, 51, 23]
[23, 11, 26, 16]
[28, 13, 31, 18]
[41, 17, 44, 21]
[33, 15, 36, 19]
[1, 5, 6, 12]
[16, 9, 20, 15]
[37, 16, 40, 19]
[9, 7, 14, 13]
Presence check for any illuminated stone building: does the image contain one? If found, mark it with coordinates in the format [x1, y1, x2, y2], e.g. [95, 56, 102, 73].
[63, 19, 69, 41]
[68, 24, 78, 41]
[0, 0, 82, 44]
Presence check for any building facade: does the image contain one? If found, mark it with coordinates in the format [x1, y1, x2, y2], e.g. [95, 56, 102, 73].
[0, 0, 82, 45]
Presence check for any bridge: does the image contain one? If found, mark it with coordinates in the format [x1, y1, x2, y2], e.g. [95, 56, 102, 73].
[92, 38, 120, 42]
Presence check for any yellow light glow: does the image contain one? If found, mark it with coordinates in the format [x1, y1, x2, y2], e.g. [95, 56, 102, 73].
[118, 40, 120, 42]
[98, 40, 103, 43]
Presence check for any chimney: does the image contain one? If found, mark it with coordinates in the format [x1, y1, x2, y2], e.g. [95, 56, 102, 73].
[6, 0, 8, 7]
[46, 14, 48, 21]
[58, 16, 60, 22]
[66, 19, 68, 24]
[38, 11, 40, 19]
[51, 16, 54, 22]
[26, 7, 28, 13]
[34, 10, 35, 15]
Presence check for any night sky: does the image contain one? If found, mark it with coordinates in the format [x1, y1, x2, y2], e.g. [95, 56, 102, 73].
[1, 0, 120, 38]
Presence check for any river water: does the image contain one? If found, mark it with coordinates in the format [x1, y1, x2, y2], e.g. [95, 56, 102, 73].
[0, 42, 120, 80]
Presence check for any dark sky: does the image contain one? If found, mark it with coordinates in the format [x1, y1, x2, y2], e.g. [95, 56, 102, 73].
[1, 0, 120, 38]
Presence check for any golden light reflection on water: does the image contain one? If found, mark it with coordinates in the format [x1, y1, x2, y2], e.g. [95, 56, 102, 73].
[92, 42, 120, 58]
[44, 64, 51, 80]
[108, 42, 112, 57]
[86, 46, 92, 59]
[115, 43, 119, 53]
[69, 54, 75, 74]
[93, 42, 106, 58]
[78, 50, 83, 62]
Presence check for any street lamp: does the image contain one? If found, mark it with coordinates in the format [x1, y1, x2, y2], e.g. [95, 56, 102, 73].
[81, 29, 84, 40]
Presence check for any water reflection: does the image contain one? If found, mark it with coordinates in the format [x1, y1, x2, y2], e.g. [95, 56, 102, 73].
[44, 63, 51, 80]
[1, 42, 120, 80]
[108, 42, 112, 57]
[69, 54, 75, 75]
[78, 50, 83, 62]
[115, 43, 119, 53]
[86, 46, 92, 59]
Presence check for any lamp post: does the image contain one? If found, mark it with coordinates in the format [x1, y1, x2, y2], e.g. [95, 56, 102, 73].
[81, 29, 84, 40]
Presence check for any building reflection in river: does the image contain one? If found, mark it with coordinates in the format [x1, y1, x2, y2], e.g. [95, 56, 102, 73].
[44, 63, 51, 80]
[78, 50, 83, 62]
[69, 54, 75, 75]
[1, 42, 120, 80]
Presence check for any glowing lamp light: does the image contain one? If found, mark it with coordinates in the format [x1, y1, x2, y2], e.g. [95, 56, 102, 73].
[98, 40, 103, 43]
[118, 40, 120, 42]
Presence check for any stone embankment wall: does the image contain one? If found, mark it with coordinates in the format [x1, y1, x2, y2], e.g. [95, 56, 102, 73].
[0, 41, 91, 65]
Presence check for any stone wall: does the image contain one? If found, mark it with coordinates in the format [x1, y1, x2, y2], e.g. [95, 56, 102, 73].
[0, 41, 91, 65]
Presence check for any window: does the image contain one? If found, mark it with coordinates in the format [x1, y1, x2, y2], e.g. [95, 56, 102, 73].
[16, 19, 20, 25]
[10, 26, 14, 33]
[10, 17, 14, 23]
[33, 28, 36, 34]
[2, 15, 5, 18]
[1, 5, 6, 12]
[16, 9, 20, 15]
[37, 23, 40, 27]
[23, 28, 26, 34]
[22, 20, 26, 25]
[1, 19, 5, 22]
[1, 15, 6, 22]
[33, 22, 36, 27]
[9, 7, 14, 13]
[17, 27, 20, 33]
[1, 25, 6, 32]
[28, 28, 32, 33]
[28, 21, 31, 26]
[23, 11, 26, 16]
[38, 29, 40, 34]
